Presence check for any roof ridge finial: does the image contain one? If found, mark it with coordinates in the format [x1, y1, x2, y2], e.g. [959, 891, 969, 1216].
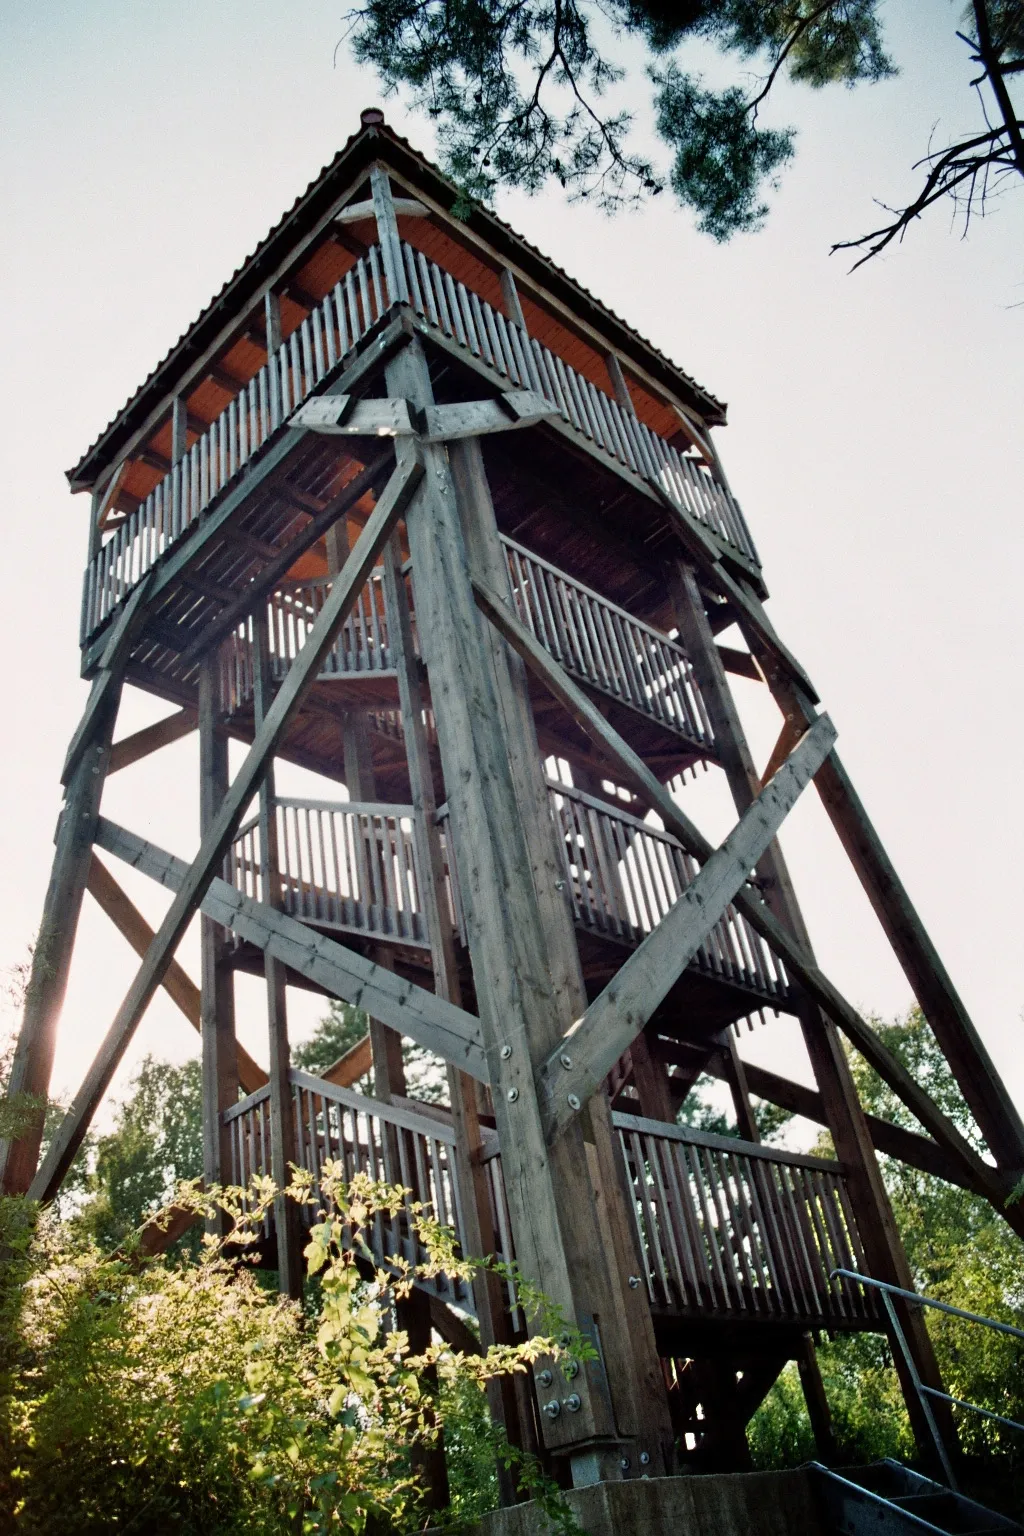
[360, 107, 385, 128]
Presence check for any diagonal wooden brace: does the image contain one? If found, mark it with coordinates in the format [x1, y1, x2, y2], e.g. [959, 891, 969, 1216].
[471, 576, 1003, 1205]
[537, 715, 837, 1141]
[29, 453, 424, 1205]
[92, 817, 487, 1085]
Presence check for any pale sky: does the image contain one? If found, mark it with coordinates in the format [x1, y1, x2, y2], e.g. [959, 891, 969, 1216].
[0, 1, 1021, 1138]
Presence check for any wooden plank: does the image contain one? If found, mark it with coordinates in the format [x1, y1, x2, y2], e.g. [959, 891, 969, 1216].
[85, 852, 266, 1094]
[91, 817, 488, 1079]
[108, 708, 197, 775]
[473, 574, 1002, 1207]
[28, 457, 425, 1206]
[0, 680, 125, 1195]
[62, 575, 153, 785]
[198, 653, 238, 1224]
[769, 678, 1024, 1174]
[539, 716, 836, 1140]
[253, 603, 304, 1298]
[322, 1032, 372, 1087]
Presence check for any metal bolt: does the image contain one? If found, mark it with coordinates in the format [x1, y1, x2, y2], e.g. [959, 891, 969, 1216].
[564, 1394, 582, 1413]
[507, 1086, 519, 1103]
[537, 1368, 553, 1388]
[543, 1399, 561, 1421]
[563, 1358, 579, 1380]
[620, 1457, 631, 1472]
[500, 1044, 512, 1060]
[559, 1053, 572, 1070]
[567, 1093, 581, 1111]
[639, 1451, 650, 1466]
[628, 1275, 641, 1289]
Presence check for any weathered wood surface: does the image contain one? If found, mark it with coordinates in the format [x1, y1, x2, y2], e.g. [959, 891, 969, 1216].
[91, 818, 487, 1081]
[538, 716, 836, 1141]
[85, 852, 267, 1094]
[30, 458, 426, 1205]
[472, 575, 1002, 1208]
[0, 579, 147, 1194]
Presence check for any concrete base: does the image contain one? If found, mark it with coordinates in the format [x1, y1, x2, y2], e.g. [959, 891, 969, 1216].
[467, 1469, 828, 1535]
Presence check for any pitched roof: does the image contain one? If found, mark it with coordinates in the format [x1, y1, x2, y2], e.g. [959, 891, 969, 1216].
[67, 114, 727, 489]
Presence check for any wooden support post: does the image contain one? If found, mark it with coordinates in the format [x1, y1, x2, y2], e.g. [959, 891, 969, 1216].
[753, 650, 1024, 1176]
[669, 561, 958, 1474]
[470, 570, 999, 1206]
[797, 1334, 837, 1463]
[29, 453, 424, 1206]
[387, 332, 670, 1481]
[724, 1038, 760, 1143]
[381, 532, 530, 1499]
[537, 715, 837, 1141]
[0, 581, 146, 1195]
[253, 607, 303, 1298]
[171, 395, 188, 466]
[449, 434, 676, 1480]
[369, 164, 409, 305]
[198, 653, 238, 1231]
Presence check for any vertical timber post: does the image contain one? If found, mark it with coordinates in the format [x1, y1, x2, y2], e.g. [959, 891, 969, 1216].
[381, 534, 533, 1500]
[198, 650, 238, 1230]
[670, 560, 957, 1471]
[252, 607, 303, 1298]
[0, 610, 124, 1195]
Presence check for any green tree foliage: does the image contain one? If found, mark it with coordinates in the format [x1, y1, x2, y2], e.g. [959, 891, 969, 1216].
[747, 1008, 1024, 1485]
[345, 0, 1024, 258]
[0, 1171, 577, 1534]
[71, 1055, 205, 1256]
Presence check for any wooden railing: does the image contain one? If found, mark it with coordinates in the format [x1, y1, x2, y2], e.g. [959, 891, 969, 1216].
[614, 1113, 879, 1327]
[443, 782, 789, 1005]
[398, 240, 758, 565]
[224, 1076, 876, 1332]
[224, 1071, 473, 1311]
[219, 569, 395, 713]
[225, 797, 427, 946]
[81, 245, 391, 640]
[502, 536, 713, 751]
[82, 235, 759, 647]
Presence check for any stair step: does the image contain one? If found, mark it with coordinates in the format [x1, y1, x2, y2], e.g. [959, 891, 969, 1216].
[892, 1492, 1005, 1533]
[810, 1462, 1022, 1536]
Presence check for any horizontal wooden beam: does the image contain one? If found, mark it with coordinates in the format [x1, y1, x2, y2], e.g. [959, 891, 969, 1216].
[537, 716, 837, 1141]
[322, 1033, 373, 1087]
[85, 852, 267, 1094]
[108, 708, 197, 775]
[471, 576, 1004, 1204]
[290, 390, 558, 442]
[93, 817, 487, 1083]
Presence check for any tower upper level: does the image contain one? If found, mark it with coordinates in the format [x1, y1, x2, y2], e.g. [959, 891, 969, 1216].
[73, 111, 761, 680]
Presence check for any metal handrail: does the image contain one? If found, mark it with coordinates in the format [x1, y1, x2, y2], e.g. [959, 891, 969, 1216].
[831, 1268, 1024, 1490]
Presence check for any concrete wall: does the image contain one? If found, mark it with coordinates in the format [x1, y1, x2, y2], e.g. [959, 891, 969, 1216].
[467, 1469, 829, 1536]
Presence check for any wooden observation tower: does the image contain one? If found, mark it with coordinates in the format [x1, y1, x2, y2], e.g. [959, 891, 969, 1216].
[5, 109, 1024, 1492]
